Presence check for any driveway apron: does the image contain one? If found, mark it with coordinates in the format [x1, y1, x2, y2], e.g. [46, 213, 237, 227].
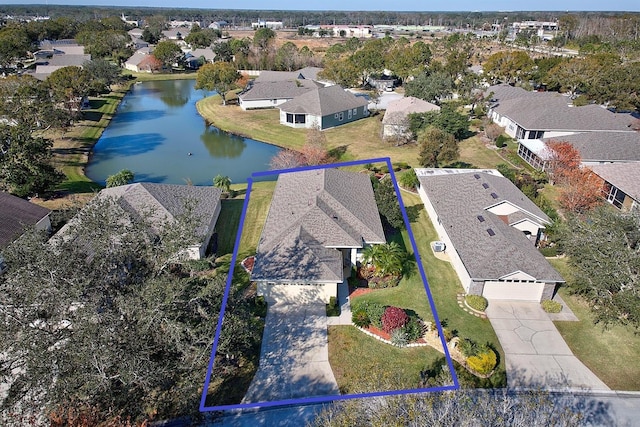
[486, 300, 610, 391]
[242, 301, 340, 403]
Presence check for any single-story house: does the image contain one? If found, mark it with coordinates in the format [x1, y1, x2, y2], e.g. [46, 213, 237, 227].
[57, 183, 222, 260]
[39, 40, 85, 55]
[588, 163, 640, 211]
[184, 48, 216, 69]
[382, 96, 440, 140]
[518, 131, 640, 170]
[251, 168, 386, 303]
[485, 84, 639, 168]
[278, 85, 369, 130]
[416, 168, 564, 302]
[238, 79, 321, 110]
[0, 192, 51, 272]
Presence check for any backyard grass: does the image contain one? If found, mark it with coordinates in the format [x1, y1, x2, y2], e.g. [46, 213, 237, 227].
[457, 136, 507, 169]
[328, 325, 445, 394]
[549, 258, 640, 390]
[196, 95, 421, 165]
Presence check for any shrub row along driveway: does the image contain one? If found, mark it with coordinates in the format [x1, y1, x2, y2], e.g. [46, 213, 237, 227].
[242, 300, 340, 403]
[486, 300, 610, 390]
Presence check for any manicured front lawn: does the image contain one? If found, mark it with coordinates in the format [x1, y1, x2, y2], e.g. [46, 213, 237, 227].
[549, 258, 640, 390]
[328, 325, 445, 394]
[458, 136, 506, 169]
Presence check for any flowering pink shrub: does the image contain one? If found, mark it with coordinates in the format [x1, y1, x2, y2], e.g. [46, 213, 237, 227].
[381, 306, 409, 333]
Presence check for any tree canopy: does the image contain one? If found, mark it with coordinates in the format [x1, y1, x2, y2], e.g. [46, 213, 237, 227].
[0, 196, 261, 424]
[562, 207, 640, 329]
[105, 169, 134, 187]
[195, 61, 240, 105]
[417, 127, 459, 168]
[374, 177, 405, 230]
[152, 40, 184, 69]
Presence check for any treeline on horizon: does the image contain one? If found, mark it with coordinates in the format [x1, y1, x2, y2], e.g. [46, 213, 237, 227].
[1, 5, 638, 28]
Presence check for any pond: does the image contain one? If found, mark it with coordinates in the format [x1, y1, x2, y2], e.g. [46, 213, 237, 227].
[86, 79, 282, 186]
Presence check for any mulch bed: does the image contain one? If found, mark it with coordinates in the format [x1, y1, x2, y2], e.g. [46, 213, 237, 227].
[241, 256, 255, 273]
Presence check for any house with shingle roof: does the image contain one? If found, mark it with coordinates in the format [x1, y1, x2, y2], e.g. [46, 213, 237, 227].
[0, 192, 51, 273]
[278, 85, 369, 130]
[416, 168, 564, 302]
[251, 168, 386, 303]
[382, 96, 440, 140]
[485, 84, 640, 169]
[588, 163, 640, 212]
[57, 183, 222, 260]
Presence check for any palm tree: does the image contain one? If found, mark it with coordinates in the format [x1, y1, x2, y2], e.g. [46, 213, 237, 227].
[362, 242, 405, 277]
[213, 174, 231, 193]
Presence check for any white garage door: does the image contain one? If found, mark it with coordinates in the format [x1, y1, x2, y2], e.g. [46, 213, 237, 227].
[482, 281, 544, 301]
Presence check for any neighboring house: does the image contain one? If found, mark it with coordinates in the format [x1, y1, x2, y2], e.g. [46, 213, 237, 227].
[416, 168, 564, 302]
[251, 168, 386, 303]
[330, 25, 374, 38]
[519, 131, 640, 170]
[486, 84, 639, 168]
[278, 85, 369, 130]
[184, 48, 216, 69]
[588, 163, 640, 211]
[39, 40, 85, 55]
[33, 53, 91, 80]
[367, 74, 399, 91]
[0, 192, 51, 272]
[124, 48, 159, 73]
[382, 96, 440, 140]
[57, 183, 222, 260]
[238, 78, 321, 110]
[162, 29, 189, 41]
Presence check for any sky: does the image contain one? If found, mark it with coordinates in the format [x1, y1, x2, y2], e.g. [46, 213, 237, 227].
[1, 0, 639, 12]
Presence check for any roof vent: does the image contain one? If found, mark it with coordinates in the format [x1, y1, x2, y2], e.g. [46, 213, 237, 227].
[482, 183, 489, 189]
[474, 174, 480, 179]
[477, 215, 485, 222]
[487, 228, 496, 236]
[491, 192, 498, 199]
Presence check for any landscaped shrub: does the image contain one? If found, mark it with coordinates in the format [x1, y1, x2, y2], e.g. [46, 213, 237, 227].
[252, 295, 267, 318]
[466, 348, 498, 375]
[352, 309, 370, 328]
[539, 246, 558, 257]
[380, 165, 389, 174]
[365, 302, 386, 329]
[440, 327, 455, 342]
[541, 299, 563, 313]
[402, 317, 423, 342]
[465, 294, 488, 312]
[495, 134, 508, 148]
[326, 296, 340, 317]
[458, 338, 479, 358]
[382, 306, 409, 333]
[391, 328, 408, 347]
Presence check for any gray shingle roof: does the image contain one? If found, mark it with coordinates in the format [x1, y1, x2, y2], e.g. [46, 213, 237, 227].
[278, 85, 368, 117]
[238, 79, 319, 101]
[542, 131, 640, 162]
[251, 168, 386, 283]
[416, 169, 564, 282]
[488, 84, 636, 132]
[47, 54, 92, 67]
[589, 162, 640, 202]
[382, 96, 440, 125]
[99, 183, 222, 239]
[0, 192, 50, 248]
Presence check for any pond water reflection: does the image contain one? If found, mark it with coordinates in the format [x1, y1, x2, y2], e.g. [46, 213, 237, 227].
[86, 79, 281, 186]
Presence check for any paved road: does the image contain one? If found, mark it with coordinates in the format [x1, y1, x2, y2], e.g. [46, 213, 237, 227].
[242, 301, 339, 404]
[486, 300, 609, 390]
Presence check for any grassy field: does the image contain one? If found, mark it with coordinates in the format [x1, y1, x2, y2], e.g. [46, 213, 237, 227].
[196, 95, 421, 165]
[328, 325, 444, 394]
[549, 258, 640, 390]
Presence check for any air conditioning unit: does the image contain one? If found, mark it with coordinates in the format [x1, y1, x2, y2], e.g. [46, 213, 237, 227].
[432, 241, 446, 252]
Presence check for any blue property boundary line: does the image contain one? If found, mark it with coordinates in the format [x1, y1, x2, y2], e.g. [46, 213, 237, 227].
[200, 158, 459, 413]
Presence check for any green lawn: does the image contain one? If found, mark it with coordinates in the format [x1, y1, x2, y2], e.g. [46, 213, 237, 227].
[328, 325, 445, 394]
[549, 258, 640, 390]
[196, 95, 421, 166]
[458, 136, 507, 169]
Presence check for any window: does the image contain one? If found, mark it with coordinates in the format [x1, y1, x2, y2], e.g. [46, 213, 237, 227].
[352, 108, 358, 116]
[516, 126, 525, 139]
[286, 113, 294, 123]
[348, 110, 352, 119]
[338, 112, 344, 121]
[528, 130, 544, 139]
[604, 183, 626, 209]
[294, 114, 305, 124]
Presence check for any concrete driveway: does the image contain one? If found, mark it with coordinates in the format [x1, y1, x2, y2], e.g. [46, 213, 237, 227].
[486, 300, 610, 391]
[242, 301, 339, 404]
